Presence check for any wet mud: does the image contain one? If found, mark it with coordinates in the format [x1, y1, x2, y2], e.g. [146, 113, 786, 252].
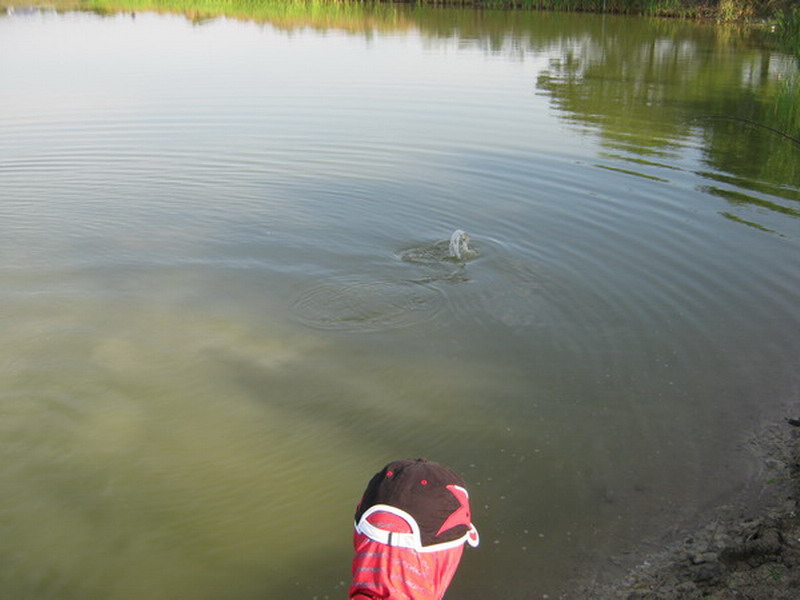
[572, 420, 800, 599]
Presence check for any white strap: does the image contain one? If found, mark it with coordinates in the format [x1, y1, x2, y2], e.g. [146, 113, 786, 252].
[355, 504, 479, 553]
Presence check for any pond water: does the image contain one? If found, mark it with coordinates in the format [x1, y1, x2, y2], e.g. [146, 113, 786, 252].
[1, 4, 799, 599]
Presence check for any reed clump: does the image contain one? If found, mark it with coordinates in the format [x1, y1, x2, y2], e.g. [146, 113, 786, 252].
[775, 5, 800, 55]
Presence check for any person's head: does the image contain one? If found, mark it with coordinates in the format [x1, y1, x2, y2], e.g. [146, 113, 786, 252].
[349, 459, 479, 600]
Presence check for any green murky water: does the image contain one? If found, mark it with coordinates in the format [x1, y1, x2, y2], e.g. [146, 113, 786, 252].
[1, 4, 799, 598]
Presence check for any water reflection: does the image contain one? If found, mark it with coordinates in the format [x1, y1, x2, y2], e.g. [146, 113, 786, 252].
[2, 4, 800, 600]
[25, 0, 796, 227]
[531, 15, 799, 232]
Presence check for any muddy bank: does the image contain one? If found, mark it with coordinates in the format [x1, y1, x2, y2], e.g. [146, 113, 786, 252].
[572, 420, 800, 599]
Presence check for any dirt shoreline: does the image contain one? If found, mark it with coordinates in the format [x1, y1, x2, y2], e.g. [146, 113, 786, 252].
[571, 420, 800, 599]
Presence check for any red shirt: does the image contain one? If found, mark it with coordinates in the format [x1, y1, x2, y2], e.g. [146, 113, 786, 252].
[349, 530, 464, 600]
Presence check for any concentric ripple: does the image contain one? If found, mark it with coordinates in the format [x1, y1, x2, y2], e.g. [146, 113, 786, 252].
[291, 280, 445, 332]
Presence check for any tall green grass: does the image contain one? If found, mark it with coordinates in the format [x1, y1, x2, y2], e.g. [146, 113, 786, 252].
[403, 0, 764, 19]
[1, 0, 795, 24]
[410, 0, 709, 18]
[775, 6, 800, 57]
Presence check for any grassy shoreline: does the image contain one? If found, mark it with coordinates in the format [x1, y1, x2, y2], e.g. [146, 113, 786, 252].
[399, 0, 773, 21]
[0, 0, 797, 22]
[6, 0, 800, 60]
[3, 0, 798, 54]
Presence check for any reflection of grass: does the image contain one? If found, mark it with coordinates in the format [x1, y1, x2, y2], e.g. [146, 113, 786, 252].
[703, 186, 800, 218]
[697, 171, 800, 204]
[594, 164, 670, 182]
[601, 142, 677, 159]
[600, 153, 683, 171]
[775, 6, 800, 57]
[773, 76, 800, 150]
[720, 211, 774, 233]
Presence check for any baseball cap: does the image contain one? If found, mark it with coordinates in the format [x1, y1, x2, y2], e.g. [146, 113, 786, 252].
[355, 458, 479, 551]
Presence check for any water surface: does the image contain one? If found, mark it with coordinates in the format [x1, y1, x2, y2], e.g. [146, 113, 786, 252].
[1, 4, 799, 599]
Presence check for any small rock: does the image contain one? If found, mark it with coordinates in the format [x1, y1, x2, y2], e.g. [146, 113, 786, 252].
[691, 552, 718, 565]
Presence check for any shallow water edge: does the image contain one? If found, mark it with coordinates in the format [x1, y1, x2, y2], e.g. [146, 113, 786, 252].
[576, 420, 800, 599]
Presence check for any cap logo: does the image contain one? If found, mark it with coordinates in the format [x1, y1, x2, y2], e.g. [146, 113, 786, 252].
[436, 485, 471, 536]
